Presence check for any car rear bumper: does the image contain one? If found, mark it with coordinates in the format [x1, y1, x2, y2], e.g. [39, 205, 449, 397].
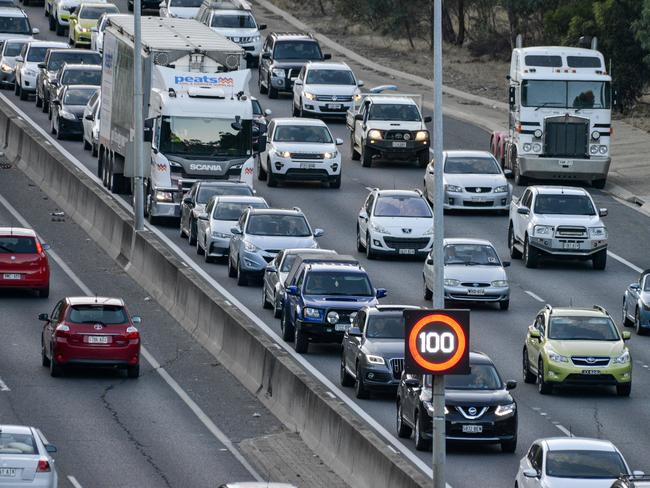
[0, 271, 49, 290]
[518, 155, 611, 181]
[53, 343, 140, 366]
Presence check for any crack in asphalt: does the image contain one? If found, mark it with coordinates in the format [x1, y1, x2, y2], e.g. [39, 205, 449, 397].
[593, 406, 604, 439]
[100, 384, 173, 488]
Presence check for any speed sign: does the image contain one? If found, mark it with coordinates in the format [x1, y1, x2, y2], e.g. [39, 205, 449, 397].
[404, 309, 470, 375]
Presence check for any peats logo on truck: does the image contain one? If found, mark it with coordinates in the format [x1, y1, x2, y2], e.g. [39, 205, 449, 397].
[174, 75, 234, 88]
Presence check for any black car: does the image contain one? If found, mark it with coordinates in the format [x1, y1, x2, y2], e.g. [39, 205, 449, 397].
[179, 180, 254, 245]
[396, 352, 518, 453]
[258, 32, 330, 99]
[251, 97, 270, 153]
[50, 84, 97, 139]
[47, 63, 101, 118]
[340, 305, 420, 399]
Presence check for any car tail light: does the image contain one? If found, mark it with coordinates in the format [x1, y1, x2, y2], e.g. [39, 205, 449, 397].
[35, 240, 43, 254]
[54, 324, 70, 339]
[126, 326, 139, 342]
[37, 459, 50, 472]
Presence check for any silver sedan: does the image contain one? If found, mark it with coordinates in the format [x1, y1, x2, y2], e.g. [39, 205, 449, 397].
[0, 425, 58, 487]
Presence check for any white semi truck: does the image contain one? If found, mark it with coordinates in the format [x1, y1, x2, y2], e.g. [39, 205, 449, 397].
[491, 37, 613, 188]
[99, 16, 259, 223]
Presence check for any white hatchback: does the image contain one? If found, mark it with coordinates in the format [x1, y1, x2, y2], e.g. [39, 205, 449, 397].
[0, 425, 58, 487]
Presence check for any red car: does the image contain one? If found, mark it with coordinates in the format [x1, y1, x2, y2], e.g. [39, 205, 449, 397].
[0, 227, 50, 297]
[40, 297, 142, 378]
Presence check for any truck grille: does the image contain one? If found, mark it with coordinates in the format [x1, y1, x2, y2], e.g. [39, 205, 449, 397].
[544, 116, 589, 158]
[571, 356, 610, 367]
[390, 358, 404, 380]
[555, 226, 587, 238]
[383, 237, 430, 250]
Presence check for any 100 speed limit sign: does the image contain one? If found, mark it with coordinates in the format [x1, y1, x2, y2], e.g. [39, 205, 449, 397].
[403, 310, 470, 375]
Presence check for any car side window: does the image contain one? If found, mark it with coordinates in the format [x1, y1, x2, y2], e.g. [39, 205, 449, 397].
[365, 194, 375, 215]
[354, 311, 366, 332]
[532, 446, 543, 471]
[267, 120, 275, 140]
[19, 43, 27, 58]
[205, 198, 214, 215]
[361, 101, 370, 121]
[299, 66, 306, 80]
[528, 444, 541, 469]
[534, 314, 545, 337]
[521, 189, 532, 208]
[238, 212, 247, 231]
[296, 270, 305, 290]
[50, 300, 63, 322]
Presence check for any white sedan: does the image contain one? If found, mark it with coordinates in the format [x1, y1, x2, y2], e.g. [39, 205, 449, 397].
[0, 425, 58, 487]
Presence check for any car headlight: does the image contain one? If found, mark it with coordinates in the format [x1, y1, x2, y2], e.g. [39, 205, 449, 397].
[349, 312, 357, 323]
[494, 185, 508, 193]
[614, 349, 630, 364]
[423, 227, 433, 236]
[212, 231, 231, 238]
[444, 279, 461, 286]
[415, 130, 429, 141]
[366, 354, 385, 365]
[368, 129, 383, 140]
[353, 93, 362, 101]
[370, 222, 389, 234]
[79, 27, 90, 33]
[523, 143, 532, 152]
[271, 68, 285, 78]
[495, 403, 516, 417]
[252, 35, 260, 43]
[323, 151, 337, 159]
[276, 150, 291, 158]
[445, 184, 463, 193]
[0, 63, 12, 72]
[588, 226, 607, 239]
[547, 349, 569, 363]
[155, 190, 173, 202]
[303, 92, 316, 101]
[491, 280, 508, 287]
[59, 110, 76, 120]
[304, 307, 323, 319]
[422, 401, 448, 416]
[243, 240, 259, 252]
[533, 225, 554, 237]
[326, 311, 339, 324]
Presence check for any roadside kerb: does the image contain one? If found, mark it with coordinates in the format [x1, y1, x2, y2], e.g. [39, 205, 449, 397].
[0, 97, 431, 488]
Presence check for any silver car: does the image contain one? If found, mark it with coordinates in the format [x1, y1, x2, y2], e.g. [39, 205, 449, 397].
[0, 38, 27, 88]
[262, 247, 337, 317]
[423, 149, 512, 212]
[423, 238, 511, 310]
[0, 425, 58, 487]
[196, 195, 269, 263]
[228, 207, 323, 286]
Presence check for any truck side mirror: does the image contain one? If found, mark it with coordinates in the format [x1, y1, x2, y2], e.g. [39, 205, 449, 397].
[354, 113, 363, 121]
[254, 134, 267, 152]
[143, 118, 154, 143]
[322, 53, 332, 60]
[509, 86, 516, 108]
[261, 52, 271, 60]
[424, 115, 432, 123]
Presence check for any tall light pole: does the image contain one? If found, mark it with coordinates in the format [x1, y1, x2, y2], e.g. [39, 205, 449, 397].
[431, 0, 446, 487]
[133, 0, 144, 231]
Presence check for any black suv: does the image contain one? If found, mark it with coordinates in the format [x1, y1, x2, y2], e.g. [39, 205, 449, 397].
[396, 352, 518, 452]
[258, 32, 330, 99]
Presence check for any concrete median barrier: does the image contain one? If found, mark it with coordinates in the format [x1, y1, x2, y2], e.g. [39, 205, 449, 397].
[0, 96, 430, 488]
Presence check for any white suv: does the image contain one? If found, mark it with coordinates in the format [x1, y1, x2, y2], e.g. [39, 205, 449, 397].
[259, 117, 343, 188]
[0, 7, 38, 42]
[357, 189, 433, 259]
[292, 61, 363, 118]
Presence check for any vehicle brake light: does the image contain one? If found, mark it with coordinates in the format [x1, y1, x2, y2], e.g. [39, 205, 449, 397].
[54, 324, 70, 338]
[37, 459, 50, 472]
[126, 326, 139, 341]
[35, 240, 43, 254]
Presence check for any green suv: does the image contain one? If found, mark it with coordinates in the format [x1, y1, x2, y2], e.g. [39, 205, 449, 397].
[522, 305, 632, 396]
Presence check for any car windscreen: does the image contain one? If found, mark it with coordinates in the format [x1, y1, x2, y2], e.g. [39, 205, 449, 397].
[444, 243, 501, 266]
[366, 314, 404, 338]
[273, 125, 332, 143]
[273, 40, 322, 60]
[67, 304, 128, 324]
[0, 236, 37, 253]
[445, 364, 502, 390]
[79, 5, 119, 20]
[0, 16, 30, 35]
[374, 196, 432, 218]
[211, 13, 256, 28]
[62, 69, 101, 85]
[197, 185, 253, 204]
[49, 52, 101, 71]
[0, 432, 36, 454]
[63, 87, 96, 105]
[368, 103, 421, 121]
[444, 156, 500, 174]
[533, 194, 596, 215]
[246, 214, 311, 237]
[26, 46, 52, 62]
[304, 271, 373, 296]
[306, 69, 355, 85]
[4, 41, 24, 56]
[213, 201, 267, 220]
[545, 450, 627, 479]
[548, 316, 620, 341]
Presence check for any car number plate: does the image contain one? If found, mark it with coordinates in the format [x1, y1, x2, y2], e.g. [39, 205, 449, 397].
[0, 469, 16, 477]
[334, 323, 348, 332]
[582, 369, 601, 375]
[2, 273, 21, 280]
[562, 242, 581, 250]
[398, 248, 416, 255]
[559, 159, 574, 168]
[87, 335, 109, 344]
[467, 288, 485, 295]
[392, 141, 407, 148]
[327, 103, 342, 110]
[300, 163, 316, 169]
[462, 425, 483, 434]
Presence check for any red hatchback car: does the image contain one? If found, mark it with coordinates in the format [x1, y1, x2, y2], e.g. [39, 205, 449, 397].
[0, 227, 50, 297]
[40, 297, 142, 378]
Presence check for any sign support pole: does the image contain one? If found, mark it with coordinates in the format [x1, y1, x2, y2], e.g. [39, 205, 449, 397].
[432, 1, 445, 487]
[133, 0, 144, 231]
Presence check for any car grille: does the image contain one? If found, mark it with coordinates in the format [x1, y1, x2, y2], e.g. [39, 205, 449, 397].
[227, 36, 256, 44]
[571, 356, 610, 367]
[384, 130, 415, 141]
[460, 282, 490, 288]
[286, 68, 300, 79]
[315, 95, 353, 102]
[290, 153, 325, 160]
[465, 187, 492, 193]
[555, 226, 588, 238]
[455, 406, 489, 420]
[390, 358, 404, 380]
[383, 237, 429, 250]
[462, 201, 494, 207]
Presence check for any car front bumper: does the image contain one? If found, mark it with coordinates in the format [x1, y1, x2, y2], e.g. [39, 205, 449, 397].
[444, 285, 510, 303]
[301, 98, 354, 117]
[19, 72, 37, 91]
[445, 409, 517, 443]
[0, 70, 15, 86]
[366, 139, 430, 159]
[367, 231, 432, 257]
[443, 191, 510, 211]
[296, 319, 346, 343]
[543, 359, 632, 386]
[518, 155, 611, 182]
[357, 364, 400, 390]
[205, 235, 232, 258]
[269, 154, 341, 181]
[529, 236, 607, 258]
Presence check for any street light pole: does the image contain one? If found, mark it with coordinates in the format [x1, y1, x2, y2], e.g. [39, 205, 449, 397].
[431, 0, 445, 487]
[133, 0, 144, 231]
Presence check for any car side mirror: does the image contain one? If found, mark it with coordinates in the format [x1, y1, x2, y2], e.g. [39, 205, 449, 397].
[38, 313, 49, 321]
[32, 27, 40, 35]
[264, 108, 272, 116]
[15, 55, 23, 62]
[404, 378, 420, 388]
[322, 53, 331, 60]
[258, 23, 267, 31]
[131, 315, 142, 324]
[622, 331, 631, 341]
[354, 113, 363, 121]
[426, 257, 433, 265]
[504, 169, 513, 178]
[376, 288, 387, 299]
[294, 79, 302, 86]
[159, 1, 164, 6]
[286, 285, 299, 296]
[633, 470, 646, 477]
[424, 115, 432, 123]
[198, 212, 209, 221]
[517, 206, 530, 215]
[84, 114, 94, 121]
[313, 228, 324, 237]
[630, 283, 641, 291]
[37, 62, 45, 69]
[261, 52, 271, 60]
[42, 243, 51, 251]
[357, 80, 364, 87]
[231, 226, 242, 235]
[599, 208, 608, 217]
[529, 329, 541, 339]
[91, 27, 98, 32]
[51, 100, 61, 106]
[52, 80, 59, 86]
[335, 138, 343, 146]
[348, 326, 362, 337]
[522, 468, 539, 479]
[505, 380, 517, 390]
[265, 263, 277, 273]
[183, 196, 194, 206]
[45, 444, 57, 453]
[502, 260, 511, 267]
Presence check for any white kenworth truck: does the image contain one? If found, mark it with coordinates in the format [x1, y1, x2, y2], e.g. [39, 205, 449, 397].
[99, 16, 259, 223]
[491, 39, 613, 188]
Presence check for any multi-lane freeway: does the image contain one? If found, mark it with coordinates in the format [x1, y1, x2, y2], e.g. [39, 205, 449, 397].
[2, 1, 650, 487]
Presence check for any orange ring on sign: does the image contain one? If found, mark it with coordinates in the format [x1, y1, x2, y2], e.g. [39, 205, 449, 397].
[408, 314, 467, 372]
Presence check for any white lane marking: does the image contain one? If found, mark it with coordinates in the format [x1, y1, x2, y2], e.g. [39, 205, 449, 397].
[608, 251, 643, 273]
[0, 378, 10, 391]
[555, 424, 574, 437]
[0, 193, 263, 483]
[67, 476, 83, 488]
[524, 290, 545, 303]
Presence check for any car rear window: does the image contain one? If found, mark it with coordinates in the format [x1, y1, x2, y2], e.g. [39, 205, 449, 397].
[0, 432, 36, 454]
[545, 450, 627, 479]
[67, 305, 128, 324]
[0, 236, 37, 253]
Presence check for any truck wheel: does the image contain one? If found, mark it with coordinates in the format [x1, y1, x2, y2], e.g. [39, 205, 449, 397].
[592, 249, 607, 270]
[508, 224, 522, 259]
[592, 178, 607, 190]
[350, 136, 360, 160]
[361, 145, 372, 168]
[417, 149, 429, 168]
[258, 71, 267, 94]
[523, 237, 538, 268]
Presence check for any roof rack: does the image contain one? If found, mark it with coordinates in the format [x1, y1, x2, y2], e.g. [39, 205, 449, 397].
[592, 304, 608, 314]
[544, 304, 553, 315]
[292, 206, 302, 213]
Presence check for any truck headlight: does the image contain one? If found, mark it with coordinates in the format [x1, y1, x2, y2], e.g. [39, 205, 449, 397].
[444, 279, 460, 286]
[491, 280, 508, 287]
[533, 225, 553, 237]
[323, 151, 337, 159]
[415, 130, 429, 141]
[304, 307, 322, 319]
[271, 68, 285, 78]
[445, 184, 463, 193]
[366, 354, 385, 365]
[494, 185, 508, 193]
[547, 349, 569, 363]
[589, 226, 607, 239]
[523, 143, 532, 152]
[155, 190, 173, 202]
[590, 145, 599, 155]
[368, 129, 382, 140]
[598, 145, 608, 155]
[303, 92, 316, 101]
[495, 403, 516, 416]
[591, 130, 600, 140]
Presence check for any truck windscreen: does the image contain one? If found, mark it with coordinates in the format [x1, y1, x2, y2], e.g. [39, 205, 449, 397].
[158, 116, 252, 158]
[521, 80, 611, 109]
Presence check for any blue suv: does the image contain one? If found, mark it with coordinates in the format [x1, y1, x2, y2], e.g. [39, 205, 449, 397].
[280, 256, 387, 354]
